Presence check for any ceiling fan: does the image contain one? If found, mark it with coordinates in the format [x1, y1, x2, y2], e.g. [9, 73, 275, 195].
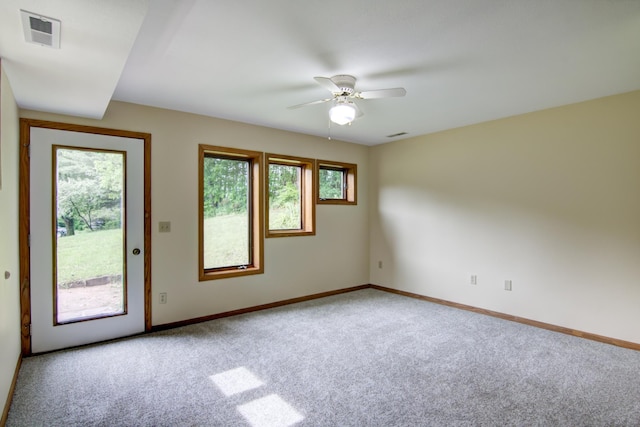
[288, 75, 406, 125]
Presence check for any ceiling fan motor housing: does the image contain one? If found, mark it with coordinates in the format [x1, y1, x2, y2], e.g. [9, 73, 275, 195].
[331, 74, 356, 96]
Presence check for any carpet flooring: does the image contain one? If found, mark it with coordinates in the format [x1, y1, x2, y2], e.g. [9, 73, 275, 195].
[7, 288, 640, 426]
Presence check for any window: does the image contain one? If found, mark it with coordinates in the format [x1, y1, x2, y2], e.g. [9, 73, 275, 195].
[266, 154, 315, 237]
[316, 160, 357, 205]
[199, 145, 263, 280]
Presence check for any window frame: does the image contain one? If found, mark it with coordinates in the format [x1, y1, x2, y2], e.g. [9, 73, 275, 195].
[316, 160, 357, 205]
[265, 153, 316, 238]
[198, 144, 264, 281]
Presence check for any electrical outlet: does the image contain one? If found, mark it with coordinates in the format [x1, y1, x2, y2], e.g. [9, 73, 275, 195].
[159, 221, 171, 233]
[378, 261, 383, 269]
[470, 275, 477, 285]
[504, 280, 512, 291]
[159, 292, 167, 304]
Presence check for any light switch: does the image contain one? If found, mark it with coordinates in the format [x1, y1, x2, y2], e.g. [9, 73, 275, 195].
[159, 221, 171, 233]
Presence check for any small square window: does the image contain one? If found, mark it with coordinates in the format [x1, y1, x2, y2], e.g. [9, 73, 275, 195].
[317, 160, 357, 205]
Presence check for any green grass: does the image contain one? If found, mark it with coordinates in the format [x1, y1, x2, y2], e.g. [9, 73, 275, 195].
[203, 206, 302, 269]
[57, 209, 298, 281]
[203, 213, 249, 269]
[268, 205, 301, 230]
[56, 229, 124, 284]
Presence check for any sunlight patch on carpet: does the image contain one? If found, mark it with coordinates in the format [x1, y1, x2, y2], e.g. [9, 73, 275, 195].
[210, 367, 265, 396]
[237, 394, 304, 427]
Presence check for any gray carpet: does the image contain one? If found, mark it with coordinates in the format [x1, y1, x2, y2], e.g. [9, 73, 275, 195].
[7, 289, 640, 426]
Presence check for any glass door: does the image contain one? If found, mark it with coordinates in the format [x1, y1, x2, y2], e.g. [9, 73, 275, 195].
[29, 127, 146, 353]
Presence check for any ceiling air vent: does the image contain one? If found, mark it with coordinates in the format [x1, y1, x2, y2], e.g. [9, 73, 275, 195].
[21, 10, 61, 49]
[386, 132, 408, 138]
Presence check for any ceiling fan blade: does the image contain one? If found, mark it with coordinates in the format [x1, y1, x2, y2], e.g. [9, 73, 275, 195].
[356, 87, 407, 99]
[314, 76, 341, 93]
[287, 98, 333, 109]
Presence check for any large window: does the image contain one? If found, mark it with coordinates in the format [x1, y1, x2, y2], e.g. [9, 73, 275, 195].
[266, 154, 315, 237]
[316, 160, 357, 205]
[199, 145, 263, 280]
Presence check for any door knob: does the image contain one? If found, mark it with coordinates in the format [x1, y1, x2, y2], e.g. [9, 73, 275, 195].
[132, 248, 141, 255]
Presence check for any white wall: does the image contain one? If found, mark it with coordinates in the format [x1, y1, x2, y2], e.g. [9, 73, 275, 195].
[21, 102, 370, 326]
[0, 64, 21, 417]
[369, 90, 640, 344]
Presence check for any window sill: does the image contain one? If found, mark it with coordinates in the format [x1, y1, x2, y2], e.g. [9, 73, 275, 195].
[199, 266, 263, 281]
[317, 199, 357, 205]
[266, 230, 316, 238]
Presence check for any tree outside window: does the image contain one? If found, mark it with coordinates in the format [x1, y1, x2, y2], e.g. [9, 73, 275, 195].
[317, 160, 357, 205]
[266, 154, 315, 237]
[199, 145, 263, 280]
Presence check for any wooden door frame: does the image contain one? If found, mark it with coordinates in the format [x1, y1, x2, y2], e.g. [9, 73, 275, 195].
[19, 119, 152, 355]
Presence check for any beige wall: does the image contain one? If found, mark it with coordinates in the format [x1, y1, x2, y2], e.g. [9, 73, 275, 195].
[369, 90, 640, 344]
[0, 65, 21, 416]
[21, 102, 370, 326]
[5, 84, 640, 414]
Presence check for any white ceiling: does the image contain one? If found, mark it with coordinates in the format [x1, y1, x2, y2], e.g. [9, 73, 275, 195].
[0, 0, 149, 119]
[2, 0, 639, 145]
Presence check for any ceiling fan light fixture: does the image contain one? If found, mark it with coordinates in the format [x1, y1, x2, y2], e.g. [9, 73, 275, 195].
[329, 101, 356, 125]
